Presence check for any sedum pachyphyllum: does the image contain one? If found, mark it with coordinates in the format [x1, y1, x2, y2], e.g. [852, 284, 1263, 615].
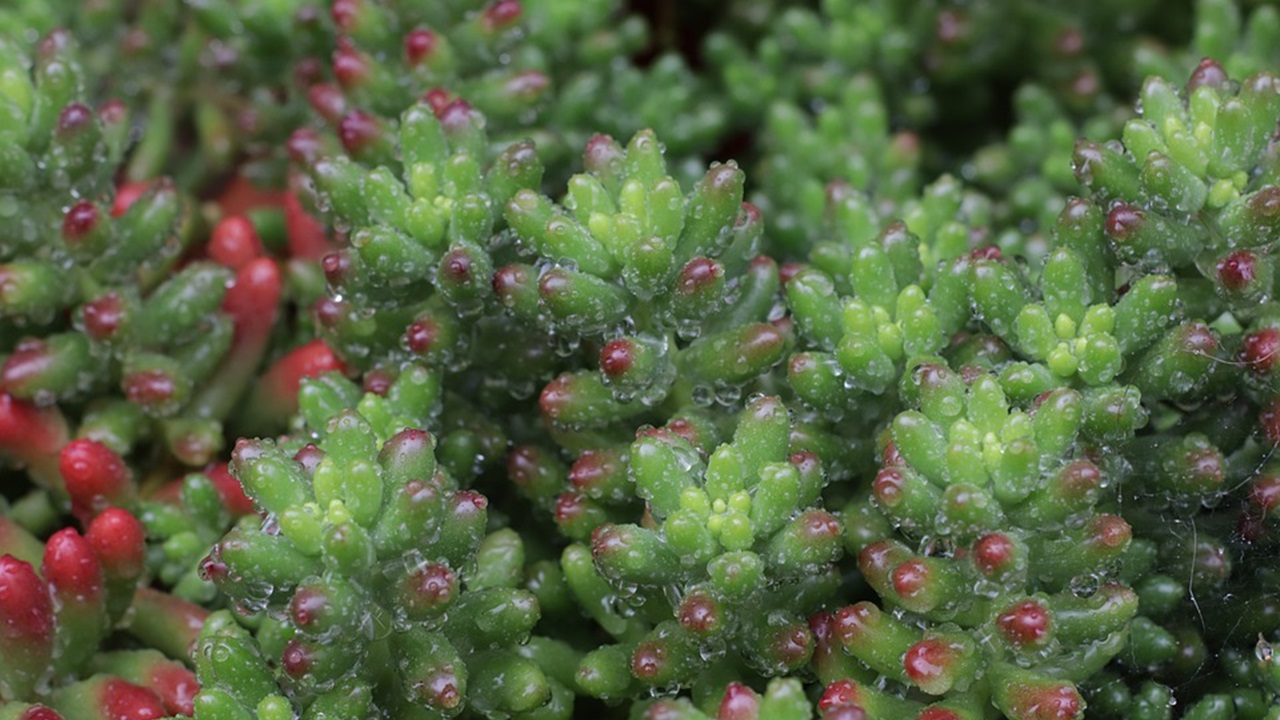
[0, 31, 306, 500]
[195, 0, 729, 187]
[0, 502, 209, 719]
[7, 1, 1280, 720]
[560, 395, 844, 700]
[195, 365, 577, 719]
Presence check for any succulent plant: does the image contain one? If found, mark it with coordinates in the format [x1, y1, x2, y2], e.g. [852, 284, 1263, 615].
[3, 1, 1280, 719]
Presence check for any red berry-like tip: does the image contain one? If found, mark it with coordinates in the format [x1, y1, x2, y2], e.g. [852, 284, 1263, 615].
[483, 0, 522, 31]
[1181, 447, 1225, 489]
[823, 706, 867, 720]
[62, 200, 99, 242]
[289, 586, 329, 627]
[404, 563, 456, 612]
[451, 490, 488, 518]
[1241, 328, 1280, 374]
[322, 252, 353, 288]
[537, 267, 570, 300]
[790, 450, 820, 476]
[314, 297, 347, 329]
[86, 507, 147, 579]
[307, 83, 347, 124]
[881, 441, 905, 467]
[338, 110, 380, 153]
[742, 323, 786, 359]
[423, 88, 455, 115]
[1250, 471, 1280, 515]
[1089, 514, 1131, 549]
[281, 639, 313, 677]
[40, 531, 105, 602]
[56, 102, 93, 136]
[857, 541, 906, 583]
[417, 668, 463, 709]
[830, 602, 876, 647]
[913, 362, 955, 391]
[665, 418, 703, 447]
[209, 216, 264, 269]
[99, 99, 127, 126]
[892, 558, 931, 598]
[19, 706, 64, 720]
[969, 245, 1002, 261]
[0, 554, 55, 641]
[286, 128, 323, 165]
[677, 257, 723, 296]
[491, 264, 529, 304]
[102, 679, 167, 720]
[330, 0, 358, 29]
[718, 682, 759, 720]
[809, 611, 835, 645]
[1217, 250, 1258, 291]
[112, 181, 153, 218]
[1176, 321, 1217, 358]
[677, 591, 721, 635]
[149, 663, 198, 716]
[589, 523, 623, 559]
[870, 466, 911, 504]
[903, 638, 959, 692]
[1249, 185, 1280, 219]
[203, 463, 254, 517]
[293, 443, 325, 476]
[1, 339, 50, 392]
[997, 600, 1052, 647]
[363, 368, 394, 396]
[1003, 680, 1082, 720]
[1187, 58, 1229, 92]
[437, 99, 476, 131]
[441, 248, 473, 282]
[506, 445, 542, 488]
[539, 373, 575, 421]
[60, 438, 131, 520]
[797, 509, 841, 543]
[122, 370, 177, 408]
[197, 554, 228, 583]
[568, 450, 615, 491]
[1105, 203, 1144, 240]
[503, 70, 548, 100]
[600, 339, 635, 378]
[82, 293, 125, 341]
[778, 262, 805, 287]
[583, 134, 621, 172]
[818, 680, 863, 711]
[332, 40, 368, 87]
[769, 623, 814, 668]
[406, 317, 446, 356]
[405, 28, 438, 65]
[554, 492, 589, 526]
[631, 640, 667, 680]
[1055, 459, 1102, 499]
[973, 532, 1016, 577]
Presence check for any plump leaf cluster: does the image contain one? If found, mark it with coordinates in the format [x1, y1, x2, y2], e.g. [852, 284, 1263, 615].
[3, 1, 1280, 720]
